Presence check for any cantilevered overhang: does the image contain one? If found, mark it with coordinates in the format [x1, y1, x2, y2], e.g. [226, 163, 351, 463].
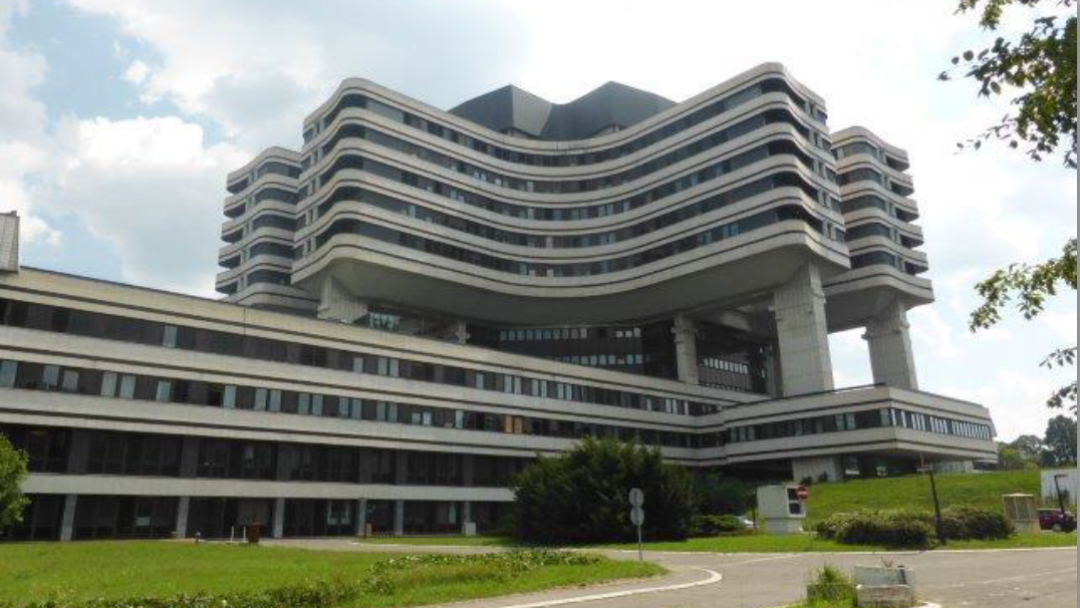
[291, 221, 849, 326]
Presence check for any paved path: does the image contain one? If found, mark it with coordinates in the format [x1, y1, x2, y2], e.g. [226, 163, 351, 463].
[267, 539, 1077, 608]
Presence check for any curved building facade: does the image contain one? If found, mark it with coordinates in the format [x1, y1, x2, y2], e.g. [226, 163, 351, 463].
[0, 64, 992, 542]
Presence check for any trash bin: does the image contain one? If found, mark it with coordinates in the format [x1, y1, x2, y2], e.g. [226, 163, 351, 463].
[247, 522, 262, 544]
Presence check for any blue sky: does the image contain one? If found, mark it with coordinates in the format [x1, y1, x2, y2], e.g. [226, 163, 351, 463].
[0, 0, 1074, 440]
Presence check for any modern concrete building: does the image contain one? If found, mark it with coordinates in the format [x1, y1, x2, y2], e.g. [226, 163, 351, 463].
[1, 64, 996, 542]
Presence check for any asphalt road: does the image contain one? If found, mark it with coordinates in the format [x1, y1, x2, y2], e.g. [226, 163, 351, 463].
[269, 539, 1078, 608]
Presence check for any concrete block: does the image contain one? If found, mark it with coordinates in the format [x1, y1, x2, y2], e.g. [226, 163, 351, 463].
[856, 584, 916, 608]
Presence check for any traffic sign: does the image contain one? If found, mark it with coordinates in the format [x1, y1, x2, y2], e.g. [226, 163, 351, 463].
[628, 487, 644, 507]
[630, 506, 645, 526]
[796, 485, 809, 501]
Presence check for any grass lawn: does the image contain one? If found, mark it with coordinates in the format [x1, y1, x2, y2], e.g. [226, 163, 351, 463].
[800, 469, 1047, 525]
[0, 541, 662, 607]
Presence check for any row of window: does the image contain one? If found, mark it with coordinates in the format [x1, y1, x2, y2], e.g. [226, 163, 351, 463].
[0, 424, 532, 487]
[724, 407, 993, 444]
[296, 169, 832, 269]
[837, 166, 913, 198]
[310, 108, 827, 198]
[498, 326, 643, 342]
[834, 140, 909, 172]
[303, 77, 827, 167]
[0, 358, 698, 447]
[307, 203, 828, 277]
[0, 298, 723, 416]
[849, 251, 928, 276]
[227, 160, 302, 195]
[304, 132, 836, 228]
[841, 194, 919, 223]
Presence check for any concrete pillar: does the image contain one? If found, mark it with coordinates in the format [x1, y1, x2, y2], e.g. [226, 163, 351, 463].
[317, 277, 368, 323]
[461, 501, 473, 535]
[175, 496, 190, 538]
[672, 315, 699, 385]
[272, 498, 286, 538]
[356, 499, 368, 537]
[453, 321, 469, 344]
[773, 264, 834, 395]
[60, 494, 77, 541]
[863, 300, 919, 390]
[393, 500, 405, 537]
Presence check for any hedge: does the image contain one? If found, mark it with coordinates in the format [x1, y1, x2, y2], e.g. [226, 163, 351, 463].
[814, 506, 1016, 547]
[689, 514, 748, 537]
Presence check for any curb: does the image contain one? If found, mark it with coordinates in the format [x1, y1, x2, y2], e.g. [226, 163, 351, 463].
[476, 568, 722, 608]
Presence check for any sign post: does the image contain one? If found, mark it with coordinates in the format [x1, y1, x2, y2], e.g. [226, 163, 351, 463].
[628, 487, 644, 562]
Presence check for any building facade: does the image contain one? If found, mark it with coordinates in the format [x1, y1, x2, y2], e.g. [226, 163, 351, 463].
[0, 63, 996, 542]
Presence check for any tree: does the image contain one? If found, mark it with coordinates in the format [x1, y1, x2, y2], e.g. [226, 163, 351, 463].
[942, 0, 1077, 411]
[1041, 414, 1077, 466]
[0, 434, 29, 533]
[695, 471, 755, 516]
[1011, 434, 1046, 460]
[997, 443, 1027, 469]
[510, 437, 696, 544]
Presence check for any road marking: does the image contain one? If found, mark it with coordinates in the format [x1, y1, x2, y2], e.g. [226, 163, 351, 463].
[470, 568, 722, 608]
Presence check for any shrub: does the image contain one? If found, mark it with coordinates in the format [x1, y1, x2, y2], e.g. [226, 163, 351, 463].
[511, 437, 696, 544]
[0, 433, 29, 534]
[804, 564, 857, 605]
[690, 514, 747, 537]
[940, 506, 1014, 540]
[813, 510, 932, 548]
[695, 472, 755, 516]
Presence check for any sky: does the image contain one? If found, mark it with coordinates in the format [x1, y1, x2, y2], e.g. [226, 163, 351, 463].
[0, 0, 1074, 441]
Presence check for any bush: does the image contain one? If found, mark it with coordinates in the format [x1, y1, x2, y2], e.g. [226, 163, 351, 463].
[511, 437, 696, 544]
[940, 506, 1014, 540]
[0, 433, 29, 534]
[695, 472, 755, 516]
[690, 514, 748, 537]
[813, 510, 932, 548]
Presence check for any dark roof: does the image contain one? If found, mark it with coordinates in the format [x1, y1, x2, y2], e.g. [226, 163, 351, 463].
[449, 81, 674, 141]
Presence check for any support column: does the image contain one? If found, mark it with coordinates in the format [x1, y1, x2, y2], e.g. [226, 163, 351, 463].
[356, 499, 368, 537]
[317, 277, 368, 323]
[461, 501, 474, 536]
[175, 496, 190, 538]
[863, 300, 919, 390]
[393, 500, 405, 537]
[773, 264, 834, 395]
[60, 494, 77, 541]
[672, 315, 699, 385]
[272, 498, 286, 538]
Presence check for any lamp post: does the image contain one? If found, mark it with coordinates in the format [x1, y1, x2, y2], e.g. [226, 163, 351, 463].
[1053, 474, 1069, 517]
[918, 461, 945, 545]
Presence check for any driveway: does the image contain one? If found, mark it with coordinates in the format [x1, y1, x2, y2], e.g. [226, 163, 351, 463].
[268, 539, 1077, 608]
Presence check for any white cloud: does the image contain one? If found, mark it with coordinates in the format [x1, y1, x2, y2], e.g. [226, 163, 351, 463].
[42, 116, 246, 295]
[123, 59, 148, 84]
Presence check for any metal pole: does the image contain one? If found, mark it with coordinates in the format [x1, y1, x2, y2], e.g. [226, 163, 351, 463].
[636, 523, 643, 562]
[928, 466, 946, 545]
[1053, 474, 1068, 517]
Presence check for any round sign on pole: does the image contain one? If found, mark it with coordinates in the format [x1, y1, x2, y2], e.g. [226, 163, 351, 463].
[629, 487, 644, 507]
[630, 506, 645, 526]
[796, 485, 809, 501]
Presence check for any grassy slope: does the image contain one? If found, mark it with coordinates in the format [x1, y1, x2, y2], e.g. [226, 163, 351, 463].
[801, 469, 1046, 524]
[0, 541, 661, 606]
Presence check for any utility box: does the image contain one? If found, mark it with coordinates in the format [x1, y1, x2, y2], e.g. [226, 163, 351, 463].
[1002, 493, 1040, 534]
[757, 483, 807, 534]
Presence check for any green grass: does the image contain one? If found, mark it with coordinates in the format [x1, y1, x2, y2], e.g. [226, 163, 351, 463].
[944, 531, 1077, 549]
[800, 469, 1045, 525]
[0, 541, 662, 607]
